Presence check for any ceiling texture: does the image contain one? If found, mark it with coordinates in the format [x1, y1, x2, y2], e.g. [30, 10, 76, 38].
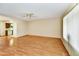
[0, 3, 76, 21]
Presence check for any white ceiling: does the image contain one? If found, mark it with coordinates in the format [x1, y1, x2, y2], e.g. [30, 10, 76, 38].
[0, 3, 75, 21]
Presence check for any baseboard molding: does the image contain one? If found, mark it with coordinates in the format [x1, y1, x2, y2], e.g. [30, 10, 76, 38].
[17, 35, 29, 38]
[16, 34, 61, 39]
[61, 38, 79, 56]
[61, 38, 70, 56]
[28, 34, 61, 39]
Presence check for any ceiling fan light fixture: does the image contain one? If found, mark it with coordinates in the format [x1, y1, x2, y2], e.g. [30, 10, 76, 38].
[24, 13, 34, 19]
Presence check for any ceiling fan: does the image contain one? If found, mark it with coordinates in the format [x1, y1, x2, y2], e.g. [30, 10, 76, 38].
[23, 13, 36, 19]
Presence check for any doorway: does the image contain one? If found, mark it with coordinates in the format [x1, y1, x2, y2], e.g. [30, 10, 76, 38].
[5, 23, 13, 36]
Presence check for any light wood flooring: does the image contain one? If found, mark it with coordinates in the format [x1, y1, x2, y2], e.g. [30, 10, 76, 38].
[0, 35, 69, 56]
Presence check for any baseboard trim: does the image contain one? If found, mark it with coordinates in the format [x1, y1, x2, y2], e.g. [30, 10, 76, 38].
[61, 38, 79, 56]
[16, 35, 29, 38]
[28, 34, 61, 39]
[61, 38, 70, 56]
[17, 34, 61, 39]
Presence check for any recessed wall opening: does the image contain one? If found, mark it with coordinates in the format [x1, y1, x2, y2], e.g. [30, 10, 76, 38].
[0, 20, 17, 37]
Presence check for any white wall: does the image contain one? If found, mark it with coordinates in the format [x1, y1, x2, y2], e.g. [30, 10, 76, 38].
[67, 15, 78, 51]
[0, 16, 61, 38]
[0, 16, 8, 36]
[0, 16, 28, 37]
[28, 18, 61, 38]
[63, 17, 68, 41]
[0, 21, 5, 36]
[13, 19, 28, 37]
[63, 4, 79, 55]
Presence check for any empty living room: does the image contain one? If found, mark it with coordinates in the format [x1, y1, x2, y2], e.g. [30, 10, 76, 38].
[0, 3, 79, 56]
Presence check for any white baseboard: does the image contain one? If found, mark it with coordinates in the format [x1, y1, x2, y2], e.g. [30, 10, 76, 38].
[28, 34, 61, 39]
[62, 39, 79, 56]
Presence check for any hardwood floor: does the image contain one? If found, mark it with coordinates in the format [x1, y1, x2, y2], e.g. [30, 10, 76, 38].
[0, 35, 69, 56]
